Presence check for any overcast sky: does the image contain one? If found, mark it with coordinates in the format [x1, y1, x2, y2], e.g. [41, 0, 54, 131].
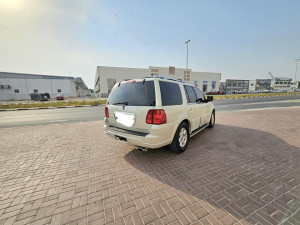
[1, 0, 300, 88]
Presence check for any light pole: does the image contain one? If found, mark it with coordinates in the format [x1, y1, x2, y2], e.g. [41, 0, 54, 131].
[185, 40, 190, 72]
[294, 59, 300, 91]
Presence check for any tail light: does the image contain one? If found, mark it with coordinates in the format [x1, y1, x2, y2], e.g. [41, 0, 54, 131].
[105, 107, 109, 118]
[146, 109, 167, 124]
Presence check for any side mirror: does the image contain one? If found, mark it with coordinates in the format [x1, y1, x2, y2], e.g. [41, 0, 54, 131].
[206, 96, 213, 102]
[197, 98, 204, 103]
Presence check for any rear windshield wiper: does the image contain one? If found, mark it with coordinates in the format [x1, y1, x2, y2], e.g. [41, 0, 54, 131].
[112, 102, 128, 105]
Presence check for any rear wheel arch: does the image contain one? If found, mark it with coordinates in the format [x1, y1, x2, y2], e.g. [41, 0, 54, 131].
[181, 119, 191, 134]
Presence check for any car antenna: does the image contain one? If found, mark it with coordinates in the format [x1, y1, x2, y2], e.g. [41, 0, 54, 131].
[142, 79, 145, 84]
[118, 82, 121, 87]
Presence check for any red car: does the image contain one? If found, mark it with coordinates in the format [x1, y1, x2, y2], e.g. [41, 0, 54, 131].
[56, 95, 64, 100]
[206, 91, 225, 95]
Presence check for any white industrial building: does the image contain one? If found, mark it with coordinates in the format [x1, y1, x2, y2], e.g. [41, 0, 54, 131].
[94, 66, 221, 97]
[0, 72, 90, 101]
[272, 77, 292, 91]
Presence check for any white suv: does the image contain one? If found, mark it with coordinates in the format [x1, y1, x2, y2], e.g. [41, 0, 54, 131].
[104, 76, 215, 153]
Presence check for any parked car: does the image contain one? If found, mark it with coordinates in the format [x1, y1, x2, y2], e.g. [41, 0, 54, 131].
[56, 94, 64, 100]
[271, 89, 282, 93]
[29, 93, 50, 101]
[104, 76, 215, 153]
[206, 91, 225, 95]
[233, 90, 246, 94]
[206, 91, 218, 95]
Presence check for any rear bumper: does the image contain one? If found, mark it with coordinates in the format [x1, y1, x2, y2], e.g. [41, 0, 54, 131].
[104, 123, 174, 149]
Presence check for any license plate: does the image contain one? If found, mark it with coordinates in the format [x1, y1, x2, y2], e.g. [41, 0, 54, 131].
[114, 112, 135, 127]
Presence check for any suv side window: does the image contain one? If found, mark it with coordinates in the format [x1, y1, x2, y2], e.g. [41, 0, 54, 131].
[159, 81, 182, 106]
[193, 87, 205, 101]
[184, 85, 197, 103]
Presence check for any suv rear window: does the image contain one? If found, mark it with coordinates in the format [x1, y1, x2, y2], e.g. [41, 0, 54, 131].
[107, 81, 155, 106]
[159, 81, 182, 106]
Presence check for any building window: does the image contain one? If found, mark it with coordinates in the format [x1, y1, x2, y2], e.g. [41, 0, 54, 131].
[33, 89, 38, 93]
[184, 71, 190, 81]
[151, 68, 159, 76]
[57, 89, 62, 93]
[169, 66, 175, 75]
[14, 89, 19, 93]
[0, 85, 11, 89]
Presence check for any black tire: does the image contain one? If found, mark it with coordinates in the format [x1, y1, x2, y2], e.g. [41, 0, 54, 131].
[208, 110, 215, 128]
[169, 122, 189, 153]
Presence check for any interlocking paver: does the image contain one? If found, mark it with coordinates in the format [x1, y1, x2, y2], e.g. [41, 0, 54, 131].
[0, 107, 300, 224]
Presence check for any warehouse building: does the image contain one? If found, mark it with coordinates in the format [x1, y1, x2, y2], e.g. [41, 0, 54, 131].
[0, 72, 90, 101]
[94, 66, 221, 97]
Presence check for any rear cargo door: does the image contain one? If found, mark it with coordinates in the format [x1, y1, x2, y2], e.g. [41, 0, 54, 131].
[106, 80, 155, 134]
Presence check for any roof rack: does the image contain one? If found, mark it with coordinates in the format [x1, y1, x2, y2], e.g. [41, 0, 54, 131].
[151, 75, 188, 83]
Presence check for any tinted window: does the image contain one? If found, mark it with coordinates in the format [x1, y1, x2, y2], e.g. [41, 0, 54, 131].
[107, 81, 155, 106]
[193, 87, 205, 101]
[184, 86, 197, 103]
[159, 81, 182, 106]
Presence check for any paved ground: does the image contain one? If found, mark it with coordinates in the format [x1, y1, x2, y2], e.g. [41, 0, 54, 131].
[0, 107, 299, 225]
[1, 95, 300, 129]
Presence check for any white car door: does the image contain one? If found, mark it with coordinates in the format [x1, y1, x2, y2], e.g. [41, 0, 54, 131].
[183, 85, 201, 131]
[192, 87, 210, 126]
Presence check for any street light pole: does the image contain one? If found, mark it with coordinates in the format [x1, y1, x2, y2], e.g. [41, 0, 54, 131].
[294, 59, 300, 91]
[185, 40, 190, 72]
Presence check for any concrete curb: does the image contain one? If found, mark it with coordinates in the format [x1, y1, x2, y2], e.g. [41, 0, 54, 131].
[0, 104, 105, 112]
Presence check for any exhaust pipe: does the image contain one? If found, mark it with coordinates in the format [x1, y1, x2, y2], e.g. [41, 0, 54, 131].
[138, 147, 148, 152]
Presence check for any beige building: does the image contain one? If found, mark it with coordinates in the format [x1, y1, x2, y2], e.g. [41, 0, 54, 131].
[94, 66, 221, 97]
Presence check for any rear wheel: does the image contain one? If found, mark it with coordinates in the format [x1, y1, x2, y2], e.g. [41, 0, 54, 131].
[169, 122, 189, 153]
[208, 110, 215, 128]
